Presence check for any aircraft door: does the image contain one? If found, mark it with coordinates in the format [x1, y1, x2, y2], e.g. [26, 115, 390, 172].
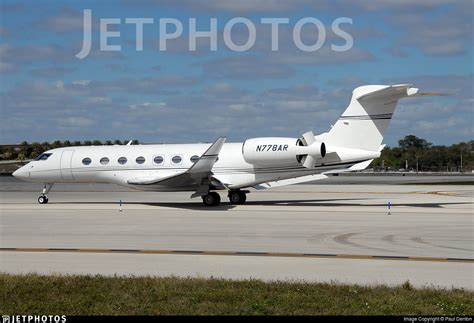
[60, 150, 75, 180]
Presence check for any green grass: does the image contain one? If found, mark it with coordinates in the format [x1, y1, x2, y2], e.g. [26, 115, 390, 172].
[1, 273, 473, 315]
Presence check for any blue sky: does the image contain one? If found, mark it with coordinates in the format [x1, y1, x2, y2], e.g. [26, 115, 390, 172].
[0, 0, 472, 146]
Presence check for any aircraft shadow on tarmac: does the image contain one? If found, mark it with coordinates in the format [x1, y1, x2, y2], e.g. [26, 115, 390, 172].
[244, 200, 470, 208]
[50, 198, 471, 211]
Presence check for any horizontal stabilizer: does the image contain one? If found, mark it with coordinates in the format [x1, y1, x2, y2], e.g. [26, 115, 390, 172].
[411, 92, 449, 97]
[356, 84, 416, 101]
[325, 83, 443, 152]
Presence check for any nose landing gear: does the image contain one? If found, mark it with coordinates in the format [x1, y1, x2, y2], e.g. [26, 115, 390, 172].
[38, 195, 48, 204]
[38, 183, 53, 204]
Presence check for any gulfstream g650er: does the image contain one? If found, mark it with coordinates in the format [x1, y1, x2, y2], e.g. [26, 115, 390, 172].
[13, 84, 440, 206]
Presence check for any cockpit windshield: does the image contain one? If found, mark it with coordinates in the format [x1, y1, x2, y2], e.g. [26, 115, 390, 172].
[34, 153, 52, 161]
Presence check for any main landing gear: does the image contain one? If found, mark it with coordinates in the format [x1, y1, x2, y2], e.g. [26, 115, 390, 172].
[228, 190, 247, 205]
[201, 192, 221, 207]
[201, 190, 248, 207]
[38, 183, 53, 204]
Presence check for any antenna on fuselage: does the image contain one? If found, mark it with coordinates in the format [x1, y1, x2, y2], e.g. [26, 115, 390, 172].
[126, 140, 132, 146]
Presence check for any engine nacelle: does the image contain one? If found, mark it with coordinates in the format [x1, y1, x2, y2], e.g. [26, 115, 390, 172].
[242, 137, 326, 166]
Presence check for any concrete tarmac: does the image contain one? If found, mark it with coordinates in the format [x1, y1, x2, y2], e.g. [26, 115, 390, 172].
[0, 177, 473, 290]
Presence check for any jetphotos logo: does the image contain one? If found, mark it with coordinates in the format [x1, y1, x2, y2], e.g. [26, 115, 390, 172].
[76, 9, 354, 59]
[1, 316, 66, 323]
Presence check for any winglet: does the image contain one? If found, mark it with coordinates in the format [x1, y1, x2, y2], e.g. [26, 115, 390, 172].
[127, 137, 227, 197]
[188, 137, 226, 174]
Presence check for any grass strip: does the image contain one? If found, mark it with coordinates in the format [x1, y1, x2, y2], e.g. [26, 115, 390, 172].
[1, 273, 472, 315]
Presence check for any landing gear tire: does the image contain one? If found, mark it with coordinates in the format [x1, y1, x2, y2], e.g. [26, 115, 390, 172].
[228, 191, 246, 205]
[202, 192, 221, 207]
[38, 183, 53, 204]
[38, 196, 48, 204]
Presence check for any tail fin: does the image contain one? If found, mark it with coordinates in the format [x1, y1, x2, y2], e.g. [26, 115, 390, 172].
[324, 84, 442, 151]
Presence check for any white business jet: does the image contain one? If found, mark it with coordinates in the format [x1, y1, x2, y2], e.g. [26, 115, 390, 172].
[13, 84, 440, 206]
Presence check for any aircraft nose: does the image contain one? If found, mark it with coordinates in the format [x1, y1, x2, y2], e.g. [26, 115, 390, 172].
[12, 166, 29, 179]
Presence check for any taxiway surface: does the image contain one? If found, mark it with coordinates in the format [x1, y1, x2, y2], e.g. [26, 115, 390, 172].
[0, 177, 472, 289]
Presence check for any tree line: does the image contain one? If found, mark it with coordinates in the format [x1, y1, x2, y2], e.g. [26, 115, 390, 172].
[0, 140, 139, 161]
[0, 135, 472, 172]
[371, 135, 473, 172]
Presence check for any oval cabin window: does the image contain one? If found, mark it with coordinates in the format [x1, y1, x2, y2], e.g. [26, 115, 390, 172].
[82, 158, 92, 165]
[153, 155, 164, 165]
[118, 157, 127, 165]
[171, 155, 182, 164]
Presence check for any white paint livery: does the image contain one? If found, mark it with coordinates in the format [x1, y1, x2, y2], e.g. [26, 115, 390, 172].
[13, 84, 442, 206]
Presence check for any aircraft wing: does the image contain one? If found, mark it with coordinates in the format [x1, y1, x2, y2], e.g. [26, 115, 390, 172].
[254, 159, 374, 190]
[127, 172, 187, 185]
[127, 137, 227, 197]
[322, 159, 374, 175]
[187, 137, 226, 175]
[254, 174, 328, 190]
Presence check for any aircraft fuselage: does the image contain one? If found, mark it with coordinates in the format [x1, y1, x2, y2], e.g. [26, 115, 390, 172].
[12, 140, 374, 191]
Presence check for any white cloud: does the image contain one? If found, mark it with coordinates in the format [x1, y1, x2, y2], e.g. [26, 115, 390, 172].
[130, 0, 460, 13]
[72, 80, 92, 86]
[0, 26, 9, 36]
[387, 8, 472, 57]
[29, 66, 76, 78]
[202, 56, 295, 80]
[37, 8, 101, 33]
[63, 116, 96, 127]
[0, 61, 16, 73]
